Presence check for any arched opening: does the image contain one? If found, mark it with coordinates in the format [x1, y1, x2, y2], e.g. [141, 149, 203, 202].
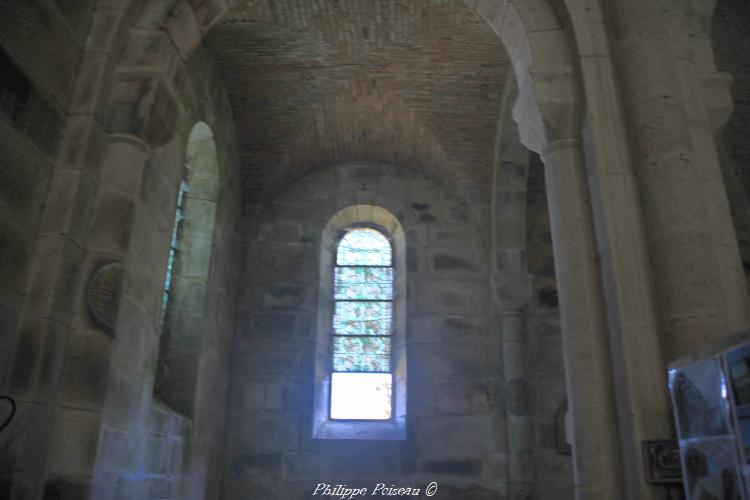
[312, 205, 407, 440]
[3, 0, 749, 498]
[154, 121, 220, 416]
[110, 0, 591, 497]
[330, 228, 394, 420]
[0, 0, 664, 498]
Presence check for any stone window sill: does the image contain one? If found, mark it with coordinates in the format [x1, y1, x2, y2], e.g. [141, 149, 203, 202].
[312, 416, 406, 440]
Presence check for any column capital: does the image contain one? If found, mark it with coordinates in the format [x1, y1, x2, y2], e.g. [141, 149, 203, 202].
[106, 67, 183, 149]
[514, 67, 583, 153]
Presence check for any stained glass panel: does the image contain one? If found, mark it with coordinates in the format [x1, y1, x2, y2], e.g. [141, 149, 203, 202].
[333, 335, 391, 373]
[336, 228, 392, 266]
[330, 227, 394, 417]
[333, 336, 391, 357]
[161, 180, 188, 330]
[164, 249, 175, 290]
[333, 301, 392, 336]
[334, 267, 393, 300]
[333, 353, 391, 372]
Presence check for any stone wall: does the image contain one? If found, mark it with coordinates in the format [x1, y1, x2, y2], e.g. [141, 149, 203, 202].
[0, 0, 96, 388]
[0, 18, 242, 494]
[1, 1, 737, 498]
[0, 3, 101, 497]
[228, 161, 498, 498]
[226, 160, 571, 498]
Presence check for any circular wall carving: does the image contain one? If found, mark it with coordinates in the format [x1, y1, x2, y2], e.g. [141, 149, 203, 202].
[86, 262, 123, 335]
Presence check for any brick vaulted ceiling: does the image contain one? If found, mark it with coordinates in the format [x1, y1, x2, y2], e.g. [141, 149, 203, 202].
[204, 0, 511, 212]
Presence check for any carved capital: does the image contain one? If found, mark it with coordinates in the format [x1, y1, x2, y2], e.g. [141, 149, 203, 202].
[514, 67, 582, 153]
[533, 67, 582, 141]
[106, 67, 183, 148]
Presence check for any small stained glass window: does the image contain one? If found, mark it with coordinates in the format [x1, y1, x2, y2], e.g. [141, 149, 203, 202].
[330, 228, 393, 420]
[159, 177, 188, 332]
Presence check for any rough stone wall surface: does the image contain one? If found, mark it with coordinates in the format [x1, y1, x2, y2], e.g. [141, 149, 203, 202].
[0, 0, 95, 384]
[228, 161, 512, 499]
[525, 154, 573, 499]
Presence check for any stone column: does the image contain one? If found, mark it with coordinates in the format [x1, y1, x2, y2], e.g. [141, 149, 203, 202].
[607, 0, 750, 362]
[42, 135, 153, 499]
[492, 271, 534, 499]
[86, 57, 185, 499]
[541, 138, 622, 499]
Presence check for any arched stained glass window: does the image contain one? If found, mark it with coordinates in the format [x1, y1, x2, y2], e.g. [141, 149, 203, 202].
[330, 228, 394, 420]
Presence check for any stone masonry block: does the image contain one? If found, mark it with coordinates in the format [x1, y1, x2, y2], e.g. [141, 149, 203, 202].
[230, 412, 298, 452]
[48, 409, 102, 475]
[420, 416, 495, 457]
[434, 379, 492, 415]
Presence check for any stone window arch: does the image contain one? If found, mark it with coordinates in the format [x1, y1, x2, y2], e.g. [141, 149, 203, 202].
[154, 121, 220, 415]
[313, 205, 407, 440]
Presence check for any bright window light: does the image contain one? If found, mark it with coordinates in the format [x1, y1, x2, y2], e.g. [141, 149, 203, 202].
[330, 372, 392, 420]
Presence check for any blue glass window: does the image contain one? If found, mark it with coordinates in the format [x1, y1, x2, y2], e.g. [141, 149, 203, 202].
[159, 177, 188, 332]
[330, 228, 394, 420]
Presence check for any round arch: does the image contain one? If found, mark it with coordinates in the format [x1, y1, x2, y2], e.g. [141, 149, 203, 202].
[60, 1, 626, 498]
[313, 204, 408, 440]
[185, 121, 220, 201]
[154, 120, 221, 415]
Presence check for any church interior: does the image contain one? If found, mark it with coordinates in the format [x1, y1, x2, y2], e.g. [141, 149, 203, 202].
[0, 0, 749, 498]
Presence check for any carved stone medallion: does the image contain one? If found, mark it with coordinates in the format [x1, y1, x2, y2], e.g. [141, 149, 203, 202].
[86, 262, 123, 335]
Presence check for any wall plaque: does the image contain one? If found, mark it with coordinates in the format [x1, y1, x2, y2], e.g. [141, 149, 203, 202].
[86, 262, 123, 335]
[643, 439, 683, 484]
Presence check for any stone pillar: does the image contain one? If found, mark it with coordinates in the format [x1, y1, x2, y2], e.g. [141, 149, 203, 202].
[85, 64, 185, 499]
[577, 55, 671, 500]
[0, 5, 191, 497]
[492, 271, 534, 499]
[541, 138, 622, 499]
[607, 0, 750, 362]
[44, 135, 153, 499]
[40, 26, 185, 496]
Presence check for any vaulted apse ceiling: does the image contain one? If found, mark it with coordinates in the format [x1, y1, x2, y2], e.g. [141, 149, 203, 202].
[204, 0, 511, 210]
